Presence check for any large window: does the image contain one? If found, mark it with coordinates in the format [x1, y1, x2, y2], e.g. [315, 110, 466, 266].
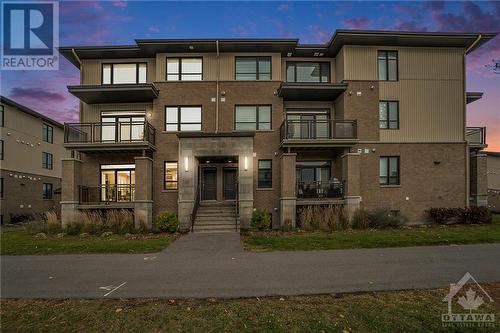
[164, 162, 178, 190]
[380, 156, 400, 185]
[378, 51, 398, 81]
[379, 101, 399, 129]
[235, 105, 271, 130]
[0, 105, 4, 127]
[42, 152, 53, 170]
[165, 106, 202, 131]
[102, 63, 147, 84]
[43, 183, 53, 200]
[167, 58, 202, 81]
[100, 112, 146, 142]
[235, 57, 271, 80]
[258, 160, 272, 188]
[286, 62, 330, 83]
[100, 164, 135, 202]
[42, 123, 53, 143]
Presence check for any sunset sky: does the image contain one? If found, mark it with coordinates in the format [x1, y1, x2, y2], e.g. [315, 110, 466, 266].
[1, 1, 499, 150]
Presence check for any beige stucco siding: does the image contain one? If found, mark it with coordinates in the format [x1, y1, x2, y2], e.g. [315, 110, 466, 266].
[335, 48, 344, 83]
[0, 103, 66, 178]
[488, 155, 500, 190]
[342, 45, 464, 142]
[81, 58, 156, 85]
[80, 102, 153, 123]
[155, 53, 282, 82]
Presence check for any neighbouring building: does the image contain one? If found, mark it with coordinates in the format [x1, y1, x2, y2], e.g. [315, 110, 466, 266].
[486, 152, 500, 213]
[58, 30, 497, 232]
[0, 96, 67, 224]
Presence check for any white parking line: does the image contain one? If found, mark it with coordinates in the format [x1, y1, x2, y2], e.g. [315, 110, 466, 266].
[102, 282, 127, 297]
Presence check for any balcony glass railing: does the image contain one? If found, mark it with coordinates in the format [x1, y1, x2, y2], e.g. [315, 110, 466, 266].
[64, 122, 155, 145]
[280, 119, 357, 141]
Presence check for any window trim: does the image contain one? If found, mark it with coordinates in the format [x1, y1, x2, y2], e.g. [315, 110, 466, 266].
[235, 56, 272, 81]
[164, 161, 179, 190]
[42, 123, 54, 143]
[377, 50, 398, 81]
[101, 62, 147, 85]
[379, 156, 400, 186]
[258, 159, 273, 189]
[286, 61, 331, 83]
[234, 105, 272, 131]
[165, 106, 202, 132]
[166, 57, 203, 81]
[379, 101, 399, 130]
[42, 152, 53, 170]
[43, 183, 53, 200]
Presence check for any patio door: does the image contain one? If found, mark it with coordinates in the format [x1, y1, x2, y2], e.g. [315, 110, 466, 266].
[100, 112, 145, 142]
[100, 164, 135, 202]
[287, 111, 329, 139]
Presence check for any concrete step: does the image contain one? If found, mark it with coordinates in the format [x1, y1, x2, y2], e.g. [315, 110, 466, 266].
[193, 225, 239, 233]
[195, 220, 239, 226]
[196, 210, 235, 215]
[195, 214, 236, 220]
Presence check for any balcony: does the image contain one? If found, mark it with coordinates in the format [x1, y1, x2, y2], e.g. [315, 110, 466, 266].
[296, 181, 344, 205]
[278, 82, 347, 101]
[466, 127, 487, 149]
[280, 119, 357, 148]
[67, 84, 159, 104]
[78, 184, 135, 208]
[64, 121, 156, 152]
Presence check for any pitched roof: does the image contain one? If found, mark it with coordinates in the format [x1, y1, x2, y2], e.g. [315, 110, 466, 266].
[0, 95, 63, 128]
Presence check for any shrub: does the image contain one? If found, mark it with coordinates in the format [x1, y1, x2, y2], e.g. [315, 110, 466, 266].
[427, 207, 491, 225]
[251, 209, 271, 231]
[351, 208, 406, 229]
[45, 211, 62, 234]
[298, 205, 349, 232]
[155, 211, 178, 232]
[107, 210, 134, 234]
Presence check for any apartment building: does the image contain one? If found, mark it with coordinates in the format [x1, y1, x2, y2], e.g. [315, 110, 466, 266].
[0, 96, 67, 224]
[58, 30, 496, 231]
[486, 152, 500, 213]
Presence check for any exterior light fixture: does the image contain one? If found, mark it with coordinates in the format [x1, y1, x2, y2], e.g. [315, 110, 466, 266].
[189, 45, 194, 50]
[184, 156, 189, 172]
[244, 156, 249, 171]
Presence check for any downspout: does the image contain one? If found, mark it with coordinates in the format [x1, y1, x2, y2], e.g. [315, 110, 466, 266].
[463, 34, 482, 207]
[215, 40, 220, 133]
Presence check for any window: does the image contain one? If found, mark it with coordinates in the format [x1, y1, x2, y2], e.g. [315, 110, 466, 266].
[102, 63, 147, 84]
[258, 160, 272, 188]
[43, 183, 53, 200]
[101, 164, 135, 202]
[0, 140, 3, 160]
[379, 156, 400, 185]
[164, 162, 178, 190]
[286, 62, 330, 83]
[42, 152, 53, 170]
[235, 105, 271, 130]
[0, 105, 4, 127]
[378, 51, 398, 81]
[42, 123, 53, 143]
[379, 101, 399, 129]
[167, 58, 202, 81]
[165, 106, 202, 131]
[0, 177, 3, 198]
[235, 57, 271, 80]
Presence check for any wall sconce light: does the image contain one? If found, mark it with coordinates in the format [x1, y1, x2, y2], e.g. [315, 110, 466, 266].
[244, 156, 249, 171]
[184, 156, 189, 172]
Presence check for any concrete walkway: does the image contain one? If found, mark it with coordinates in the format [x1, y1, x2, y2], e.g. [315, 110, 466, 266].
[2, 233, 500, 299]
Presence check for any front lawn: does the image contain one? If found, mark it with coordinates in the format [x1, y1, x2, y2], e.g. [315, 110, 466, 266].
[0, 229, 176, 255]
[1, 284, 499, 332]
[243, 220, 500, 251]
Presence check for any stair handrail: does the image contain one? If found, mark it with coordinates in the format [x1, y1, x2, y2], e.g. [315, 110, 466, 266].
[190, 180, 200, 232]
[235, 180, 239, 231]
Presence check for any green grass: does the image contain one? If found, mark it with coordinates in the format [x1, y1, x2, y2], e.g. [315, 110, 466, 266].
[0, 229, 176, 255]
[1, 284, 499, 333]
[243, 219, 500, 252]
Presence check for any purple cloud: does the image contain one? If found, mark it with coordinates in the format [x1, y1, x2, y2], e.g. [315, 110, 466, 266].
[10, 88, 66, 103]
[342, 18, 371, 29]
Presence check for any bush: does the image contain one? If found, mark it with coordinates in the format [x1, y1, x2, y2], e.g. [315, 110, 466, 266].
[427, 207, 491, 225]
[107, 210, 134, 234]
[155, 211, 178, 232]
[298, 205, 349, 231]
[251, 209, 271, 231]
[351, 208, 406, 229]
[45, 211, 62, 234]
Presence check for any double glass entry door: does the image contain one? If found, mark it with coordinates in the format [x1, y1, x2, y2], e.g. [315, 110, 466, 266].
[101, 116, 145, 142]
[100, 166, 135, 202]
[287, 114, 329, 139]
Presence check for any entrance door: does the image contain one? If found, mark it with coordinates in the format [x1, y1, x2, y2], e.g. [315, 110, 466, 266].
[201, 168, 217, 201]
[223, 168, 237, 200]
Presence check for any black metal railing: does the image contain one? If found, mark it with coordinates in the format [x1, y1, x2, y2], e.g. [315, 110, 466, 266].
[79, 184, 135, 205]
[65, 122, 155, 145]
[296, 181, 343, 199]
[234, 180, 239, 231]
[466, 127, 486, 146]
[280, 119, 357, 141]
[190, 181, 200, 232]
